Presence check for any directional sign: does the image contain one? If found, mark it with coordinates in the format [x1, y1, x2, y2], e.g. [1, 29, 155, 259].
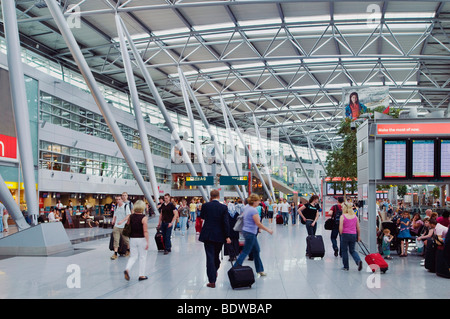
[219, 175, 248, 186]
[185, 176, 214, 186]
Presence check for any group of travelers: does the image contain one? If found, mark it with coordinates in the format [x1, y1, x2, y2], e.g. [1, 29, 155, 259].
[97, 190, 449, 284]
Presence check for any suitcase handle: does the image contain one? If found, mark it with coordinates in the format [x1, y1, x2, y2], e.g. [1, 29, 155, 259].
[227, 243, 239, 266]
[358, 241, 370, 256]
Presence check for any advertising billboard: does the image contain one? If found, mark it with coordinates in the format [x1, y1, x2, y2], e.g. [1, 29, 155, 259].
[342, 87, 390, 120]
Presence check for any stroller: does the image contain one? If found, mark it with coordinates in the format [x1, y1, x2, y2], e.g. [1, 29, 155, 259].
[378, 221, 401, 256]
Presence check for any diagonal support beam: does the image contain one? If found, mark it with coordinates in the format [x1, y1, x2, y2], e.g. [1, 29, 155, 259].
[118, 16, 209, 201]
[45, 0, 156, 207]
[222, 97, 274, 202]
[178, 69, 246, 200]
[2, 0, 39, 226]
[115, 14, 158, 213]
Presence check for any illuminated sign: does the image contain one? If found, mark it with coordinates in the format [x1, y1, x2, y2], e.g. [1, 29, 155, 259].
[377, 123, 450, 136]
[412, 140, 435, 178]
[383, 140, 407, 178]
[219, 176, 248, 186]
[185, 176, 214, 186]
[441, 140, 450, 178]
[0, 134, 17, 160]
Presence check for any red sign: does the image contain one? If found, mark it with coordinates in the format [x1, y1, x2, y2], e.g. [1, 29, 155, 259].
[0, 134, 17, 160]
[377, 123, 450, 136]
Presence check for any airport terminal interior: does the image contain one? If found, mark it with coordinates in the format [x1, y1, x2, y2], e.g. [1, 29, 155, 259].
[0, 0, 449, 300]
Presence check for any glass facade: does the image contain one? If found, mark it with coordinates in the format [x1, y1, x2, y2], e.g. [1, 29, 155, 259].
[39, 92, 171, 159]
[39, 140, 170, 184]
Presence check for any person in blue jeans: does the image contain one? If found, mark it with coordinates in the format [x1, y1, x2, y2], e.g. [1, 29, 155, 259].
[329, 197, 344, 257]
[339, 201, 363, 271]
[299, 195, 321, 236]
[157, 193, 179, 255]
[234, 194, 273, 276]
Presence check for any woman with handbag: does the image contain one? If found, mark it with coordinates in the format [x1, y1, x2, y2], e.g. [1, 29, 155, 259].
[119, 200, 149, 281]
[234, 194, 273, 276]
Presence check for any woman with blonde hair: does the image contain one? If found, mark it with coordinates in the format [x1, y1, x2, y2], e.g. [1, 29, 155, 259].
[120, 200, 149, 281]
[234, 194, 273, 276]
[339, 200, 362, 271]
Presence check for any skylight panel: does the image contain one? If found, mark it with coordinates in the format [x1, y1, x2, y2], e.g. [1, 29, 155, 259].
[193, 22, 235, 31]
[233, 62, 265, 70]
[384, 12, 436, 19]
[285, 15, 331, 24]
[153, 27, 190, 37]
[238, 18, 282, 27]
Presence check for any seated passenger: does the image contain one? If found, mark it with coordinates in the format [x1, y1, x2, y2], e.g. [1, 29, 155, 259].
[48, 209, 61, 222]
[410, 213, 423, 236]
[82, 211, 98, 228]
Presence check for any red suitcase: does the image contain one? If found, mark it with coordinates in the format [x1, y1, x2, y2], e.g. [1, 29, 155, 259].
[195, 217, 203, 233]
[359, 242, 388, 273]
[276, 214, 283, 225]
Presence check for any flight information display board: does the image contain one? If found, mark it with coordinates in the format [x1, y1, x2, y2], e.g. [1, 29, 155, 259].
[441, 139, 450, 178]
[383, 140, 407, 178]
[412, 140, 435, 178]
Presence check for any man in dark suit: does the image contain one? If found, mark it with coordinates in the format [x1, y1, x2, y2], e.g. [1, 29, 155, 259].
[199, 189, 231, 288]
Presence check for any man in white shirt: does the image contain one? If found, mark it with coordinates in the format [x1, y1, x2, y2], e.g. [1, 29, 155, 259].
[48, 209, 61, 222]
[111, 195, 131, 260]
[280, 198, 290, 226]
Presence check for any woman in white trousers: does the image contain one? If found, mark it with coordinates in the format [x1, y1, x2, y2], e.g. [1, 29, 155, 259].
[119, 200, 149, 281]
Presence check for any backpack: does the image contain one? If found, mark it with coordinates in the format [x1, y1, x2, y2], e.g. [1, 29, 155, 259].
[331, 204, 342, 225]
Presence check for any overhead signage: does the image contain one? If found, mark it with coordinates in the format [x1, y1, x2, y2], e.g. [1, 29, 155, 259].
[441, 139, 450, 178]
[377, 123, 450, 136]
[0, 134, 17, 160]
[412, 140, 435, 178]
[383, 140, 407, 178]
[219, 175, 248, 186]
[185, 176, 214, 186]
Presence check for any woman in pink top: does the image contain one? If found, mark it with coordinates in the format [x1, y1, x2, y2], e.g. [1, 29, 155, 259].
[339, 201, 362, 271]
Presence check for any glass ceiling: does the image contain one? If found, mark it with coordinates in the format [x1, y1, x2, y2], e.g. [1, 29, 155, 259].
[5, 0, 450, 152]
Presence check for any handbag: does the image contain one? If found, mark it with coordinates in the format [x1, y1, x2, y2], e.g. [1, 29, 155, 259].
[324, 218, 335, 230]
[233, 213, 244, 232]
[123, 220, 132, 237]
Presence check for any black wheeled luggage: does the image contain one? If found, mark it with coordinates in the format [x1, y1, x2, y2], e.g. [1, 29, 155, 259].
[228, 265, 255, 289]
[109, 232, 127, 255]
[435, 247, 450, 278]
[227, 245, 255, 289]
[424, 238, 436, 273]
[155, 228, 165, 251]
[306, 235, 325, 258]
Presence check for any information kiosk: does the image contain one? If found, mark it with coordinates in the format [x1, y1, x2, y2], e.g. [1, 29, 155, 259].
[357, 117, 450, 253]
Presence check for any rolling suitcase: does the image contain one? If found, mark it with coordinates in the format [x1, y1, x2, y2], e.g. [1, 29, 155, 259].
[435, 246, 450, 278]
[276, 214, 283, 225]
[155, 228, 165, 251]
[109, 232, 127, 256]
[195, 217, 203, 233]
[424, 238, 436, 273]
[306, 235, 325, 258]
[227, 246, 255, 289]
[359, 241, 388, 273]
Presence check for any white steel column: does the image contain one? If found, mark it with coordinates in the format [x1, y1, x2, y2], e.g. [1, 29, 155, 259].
[0, 173, 29, 231]
[118, 17, 209, 201]
[252, 114, 276, 201]
[219, 98, 247, 198]
[223, 101, 274, 203]
[2, 0, 39, 226]
[45, 0, 155, 206]
[177, 67, 211, 194]
[177, 70, 246, 201]
[115, 14, 158, 213]
[280, 127, 318, 195]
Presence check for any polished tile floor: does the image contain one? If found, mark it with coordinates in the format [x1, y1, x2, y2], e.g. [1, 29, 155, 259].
[0, 216, 448, 299]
